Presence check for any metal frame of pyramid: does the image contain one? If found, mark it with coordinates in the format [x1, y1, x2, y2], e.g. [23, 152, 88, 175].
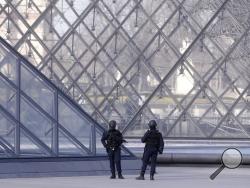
[0, 36, 134, 158]
[1, 0, 250, 139]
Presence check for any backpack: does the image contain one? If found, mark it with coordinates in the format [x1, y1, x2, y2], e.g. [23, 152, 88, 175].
[107, 130, 122, 150]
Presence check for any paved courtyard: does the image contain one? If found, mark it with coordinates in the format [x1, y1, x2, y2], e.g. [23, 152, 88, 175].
[0, 166, 249, 188]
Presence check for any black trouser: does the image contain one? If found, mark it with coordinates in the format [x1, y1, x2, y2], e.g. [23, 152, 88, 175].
[108, 147, 122, 175]
[140, 147, 158, 175]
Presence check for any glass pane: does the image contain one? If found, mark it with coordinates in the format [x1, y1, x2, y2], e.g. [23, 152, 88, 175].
[20, 129, 47, 157]
[58, 129, 87, 156]
[21, 64, 55, 116]
[20, 97, 53, 149]
[0, 78, 16, 117]
[58, 96, 91, 150]
[0, 111, 15, 149]
[121, 147, 131, 156]
[95, 128, 106, 155]
[0, 150, 9, 158]
[0, 45, 17, 84]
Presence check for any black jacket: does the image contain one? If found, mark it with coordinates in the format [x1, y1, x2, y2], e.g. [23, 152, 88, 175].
[141, 129, 164, 153]
[101, 129, 124, 150]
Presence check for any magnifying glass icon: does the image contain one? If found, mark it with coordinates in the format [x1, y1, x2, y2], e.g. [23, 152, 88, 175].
[210, 148, 243, 180]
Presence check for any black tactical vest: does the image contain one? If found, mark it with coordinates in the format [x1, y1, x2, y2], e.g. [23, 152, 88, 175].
[145, 130, 160, 148]
[107, 130, 122, 149]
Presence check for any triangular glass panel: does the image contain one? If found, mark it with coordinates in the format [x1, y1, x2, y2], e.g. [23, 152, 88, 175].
[20, 96, 53, 149]
[58, 128, 88, 156]
[21, 64, 55, 116]
[0, 43, 18, 84]
[58, 96, 91, 149]
[20, 128, 47, 157]
[0, 111, 15, 150]
[0, 78, 17, 117]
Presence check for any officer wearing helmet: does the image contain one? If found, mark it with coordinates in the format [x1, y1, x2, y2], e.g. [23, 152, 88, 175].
[136, 120, 164, 180]
[101, 120, 125, 179]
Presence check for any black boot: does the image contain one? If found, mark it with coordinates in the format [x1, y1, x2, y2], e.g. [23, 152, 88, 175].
[118, 173, 125, 179]
[136, 174, 145, 180]
[150, 174, 154, 180]
[110, 174, 116, 179]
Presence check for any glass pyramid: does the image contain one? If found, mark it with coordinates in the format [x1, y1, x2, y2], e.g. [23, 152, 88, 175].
[0, 37, 133, 158]
[1, 0, 250, 139]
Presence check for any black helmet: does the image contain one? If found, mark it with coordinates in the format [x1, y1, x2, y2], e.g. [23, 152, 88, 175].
[109, 120, 116, 130]
[148, 120, 157, 130]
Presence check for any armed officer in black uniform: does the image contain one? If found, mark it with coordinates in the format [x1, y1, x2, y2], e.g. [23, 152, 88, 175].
[101, 120, 125, 179]
[136, 120, 164, 180]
